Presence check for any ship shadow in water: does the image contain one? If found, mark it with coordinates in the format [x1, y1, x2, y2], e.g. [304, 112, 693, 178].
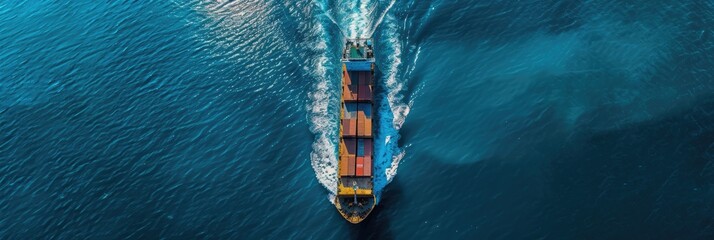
[347, 179, 404, 240]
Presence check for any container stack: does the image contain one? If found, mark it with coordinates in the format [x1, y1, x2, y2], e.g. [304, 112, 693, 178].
[339, 61, 374, 178]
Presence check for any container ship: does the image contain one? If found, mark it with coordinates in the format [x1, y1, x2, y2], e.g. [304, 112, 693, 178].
[334, 38, 376, 224]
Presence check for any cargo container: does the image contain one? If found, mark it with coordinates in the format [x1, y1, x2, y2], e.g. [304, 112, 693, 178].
[334, 38, 376, 224]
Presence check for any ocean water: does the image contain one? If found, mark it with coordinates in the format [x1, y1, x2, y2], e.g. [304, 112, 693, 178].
[1, 0, 714, 239]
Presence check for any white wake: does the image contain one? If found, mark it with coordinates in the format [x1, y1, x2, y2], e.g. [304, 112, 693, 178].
[308, 0, 409, 199]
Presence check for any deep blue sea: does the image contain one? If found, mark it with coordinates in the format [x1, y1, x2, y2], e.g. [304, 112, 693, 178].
[2, 0, 714, 239]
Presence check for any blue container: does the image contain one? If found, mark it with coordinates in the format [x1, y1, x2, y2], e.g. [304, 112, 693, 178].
[345, 62, 372, 71]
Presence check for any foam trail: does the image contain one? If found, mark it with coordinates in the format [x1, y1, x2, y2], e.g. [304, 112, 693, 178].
[308, 0, 365, 197]
[311, 1, 349, 38]
[373, 12, 409, 194]
[308, 0, 410, 201]
[348, 0, 366, 38]
[358, 1, 369, 37]
[330, 0, 375, 38]
[308, 75, 338, 195]
[366, 0, 396, 38]
[307, 6, 338, 195]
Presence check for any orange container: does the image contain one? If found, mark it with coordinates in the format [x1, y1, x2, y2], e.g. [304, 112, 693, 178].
[357, 120, 365, 136]
[347, 156, 356, 175]
[339, 155, 349, 176]
[347, 120, 353, 136]
[357, 108, 366, 120]
[364, 156, 372, 176]
[365, 120, 372, 136]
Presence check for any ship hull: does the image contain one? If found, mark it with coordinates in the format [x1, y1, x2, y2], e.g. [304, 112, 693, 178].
[335, 38, 376, 224]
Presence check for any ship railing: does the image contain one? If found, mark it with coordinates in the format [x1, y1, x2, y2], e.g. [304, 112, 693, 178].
[343, 38, 374, 60]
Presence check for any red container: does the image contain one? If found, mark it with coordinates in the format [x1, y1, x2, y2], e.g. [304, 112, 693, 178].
[356, 157, 364, 176]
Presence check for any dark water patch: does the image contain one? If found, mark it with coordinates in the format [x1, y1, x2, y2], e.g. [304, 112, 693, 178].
[411, 0, 542, 45]
[397, 96, 714, 238]
[394, 151, 551, 239]
[542, 96, 714, 239]
[546, 0, 583, 34]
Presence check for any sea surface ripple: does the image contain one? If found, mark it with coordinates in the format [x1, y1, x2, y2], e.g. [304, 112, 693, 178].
[1, 0, 714, 239]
